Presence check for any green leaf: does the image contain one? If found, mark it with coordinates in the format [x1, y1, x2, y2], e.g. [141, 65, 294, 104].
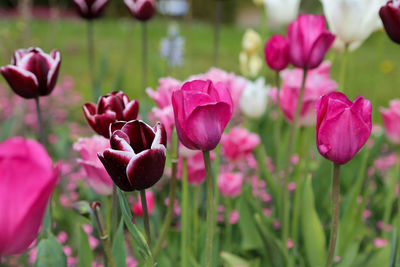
[301, 177, 326, 267]
[220, 252, 250, 267]
[34, 232, 67, 267]
[117, 188, 151, 260]
[112, 219, 127, 267]
[77, 226, 93, 267]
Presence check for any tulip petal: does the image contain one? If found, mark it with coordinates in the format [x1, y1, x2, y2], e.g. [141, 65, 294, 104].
[93, 111, 117, 138]
[151, 122, 167, 148]
[0, 65, 39, 99]
[110, 130, 134, 152]
[92, 0, 109, 15]
[121, 120, 156, 153]
[123, 100, 139, 120]
[126, 148, 166, 190]
[46, 50, 61, 94]
[307, 32, 335, 69]
[78, 160, 113, 195]
[109, 121, 126, 137]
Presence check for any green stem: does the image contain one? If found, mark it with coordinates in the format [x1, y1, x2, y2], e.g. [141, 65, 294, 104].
[203, 150, 214, 267]
[141, 22, 148, 93]
[87, 20, 97, 101]
[34, 97, 46, 146]
[110, 184, 120, 243]
[326, 163, 341, 267]
[338, 45, 348, 92]
[274, 70, 283, 178]
[383, 163, 399, 226]
[181, 157, 189, 267]
[224, 198, 232, 251]
[192, 186, 200, 257]
[140, 189, 152, 250]
[282, 68, 308, 245]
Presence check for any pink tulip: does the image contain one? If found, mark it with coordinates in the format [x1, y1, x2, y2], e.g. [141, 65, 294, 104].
[277, 62, 338, 126]
[221, 126, 260, 162]
[264, 34, 290, 72]
[83, 91, 139, 138]
[178, 151, 215, 186]
[380, 99, 400, 144]
[172, 80, 233, 151]
[131, 191, 155, 217]
[72, 0, 109, 20]
[0, 137, 59, 255]
[218, 172, 243, 197]
[288, 14, 335, 69]
[124, 0, 156, 21]
[146, 77, 182, 109]
[316, 92, 372, 165]
[0, 47, 61, 99]
[73, 135, 113, 195]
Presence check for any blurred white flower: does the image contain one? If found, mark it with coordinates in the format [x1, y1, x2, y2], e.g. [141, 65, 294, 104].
[320, 0, 386, 52]
[240, 77, 269, 119]
[240, 29, 262, 78]
[263, 0, 301, 29]
[158, 0, 189, 17]
[160, 23, 185, 67]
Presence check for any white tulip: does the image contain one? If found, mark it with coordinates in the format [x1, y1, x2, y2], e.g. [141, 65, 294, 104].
[240, 77, 269, 119]
[320, 0, 386, 51]
[262, 0, 301, 29]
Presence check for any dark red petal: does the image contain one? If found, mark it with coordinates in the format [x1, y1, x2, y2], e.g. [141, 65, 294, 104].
[93, 111, 117, 138]
[123, 100, 140, 121]
[0, 65, 40, 99]
[110, 121, 127, 137]
[121, 120, 155, 153]
[110, 130, 134, 152]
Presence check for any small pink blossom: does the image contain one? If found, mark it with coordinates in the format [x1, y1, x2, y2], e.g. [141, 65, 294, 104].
[274, 220, 281, 229]
[363, 210, 372, 220]
[131, 191, 155, 217]
[374, 238, 388, 248]
[288, 182, 296, 192]
[229, 210, 239, 224]
[286, 238, 294, 249]
[218, 172, 244, 197]
[221, 126, 260, 163]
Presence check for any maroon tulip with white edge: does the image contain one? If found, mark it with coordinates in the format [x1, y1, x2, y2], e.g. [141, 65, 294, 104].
[73, 0, 110, 20]
[124, 0, 156, 21]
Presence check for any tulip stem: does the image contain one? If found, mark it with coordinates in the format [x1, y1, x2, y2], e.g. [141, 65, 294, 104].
[339, 45, 349, 92]
[274, 71, 283, 177]
[140, 189, 152, 250]
[181, 157, 189, 267]
[202, 150, 214, 267]
[34, 97, 46, 146]
[326, 163, 341, 267]
[192, 185, 200, 257]
[87, 20, 98, 101]
[153, 128, 179, 257]
[213, 0, 222, 66]
[282, 68, 308, 249]
[141, 22, 148, 92]
[110, 184, 120, 243]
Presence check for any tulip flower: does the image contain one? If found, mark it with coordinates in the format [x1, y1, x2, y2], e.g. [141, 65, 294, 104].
[218, 172, 244, 197]
[98, 120, 167, 192]
[124, 0, 156, 21]
[380, 0, 400, 44]
[72, 0, 110, 20]
[264, 35, 290, 72]
[0, 47, 61, 99]
[172, 79, 233, 151]
[131, 191, 155, 217]
[316, 92, 372, 165]
[262, 0, 301, 29]
[240, 77, 269, 119]
[177, 151, 215, 186]
[0, 137, 59, 255]
[288, 14, 335, 70]
[146, 77, 182, 109]
[73, 135, 113, 195]
[83, 91, 139, 138]
[321, 0, 385, 51]
[380, 99, 400, 144]
[221, 126, 260, 163]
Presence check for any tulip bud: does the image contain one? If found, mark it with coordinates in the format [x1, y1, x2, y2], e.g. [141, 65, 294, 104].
[380, 0, 400, 44]
[98, 120, 167, 191]
[72, 0, 110, 20]
[288, 14, 335, 70]
[315, 92, 372, 165]
[83, 91, 139, 138]
[380, 99, 400, 144]
[240, 77, 269, 119]
[172, 80, 233, 151]
[0, 47, 61, 99]
[124, 0, 156, 21]
[264, 35, 290, 72]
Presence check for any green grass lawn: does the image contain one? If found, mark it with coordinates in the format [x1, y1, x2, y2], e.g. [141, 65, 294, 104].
[0, 17, 399, 121]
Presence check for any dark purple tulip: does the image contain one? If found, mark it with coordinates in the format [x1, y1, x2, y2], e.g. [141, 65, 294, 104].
[98, 120, 167, 191]
[380, 0, 400, 44]
[72, 0, 110, 20]
[83, 91, 140, 138]
[0, 47, 61, 99]
[264, 34, 290, 72]
[124, 0, 156, 21]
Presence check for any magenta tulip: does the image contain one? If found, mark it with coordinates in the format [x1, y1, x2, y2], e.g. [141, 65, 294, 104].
[73, 135, 113, 195]
[380, 99, 400, 144]
[264, 34, 290, 72]
[0, 137, 59, 255]
[124, 0, 156, 21]
[287, 14, 335, 70]
[316, 92, 372, 165]
[380, 0, 400, 44]
[0, 47, 61, 99]
[83, 91, 139, 138]
[172, 80, 233, 151]
[98, 120, 167, 191]
[72, 0, 110, 20]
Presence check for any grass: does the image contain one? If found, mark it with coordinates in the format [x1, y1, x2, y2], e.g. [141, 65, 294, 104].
[0, 16, 399, 121]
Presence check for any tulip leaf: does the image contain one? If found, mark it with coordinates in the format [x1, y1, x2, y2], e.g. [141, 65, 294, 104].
[220, 251, 250, 267]
[301, 176, 326, 267]
[77, 225, 93, 267]
[112, 219, 127, 267]
[34, 232, 67, 267]
[117, 188, 151, 260]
